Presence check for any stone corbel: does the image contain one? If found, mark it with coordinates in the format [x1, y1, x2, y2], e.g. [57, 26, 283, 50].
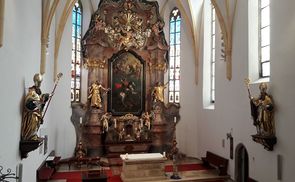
[211, 0, 237, 81]
[252, 134, 277, 151]
[0, 0, 4, 48]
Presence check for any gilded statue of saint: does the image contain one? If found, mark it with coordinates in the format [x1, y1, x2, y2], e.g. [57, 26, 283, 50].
[141, 111, 152, 130]
[101, 112, 112, 132]
[21, 73, 49, 141]
[152, 82, 168, 103]
[88, 81, 110, 109]
[147, 21, 168, 50]
[245, 80, 274, 136]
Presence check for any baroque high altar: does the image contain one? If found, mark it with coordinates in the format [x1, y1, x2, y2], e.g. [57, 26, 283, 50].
[79, 0, 180, 156]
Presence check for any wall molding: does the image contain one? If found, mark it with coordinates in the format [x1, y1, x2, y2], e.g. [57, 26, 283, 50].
[54, 0, 76, 80]
[187, 0, 204, 85]
[40, 0, 60, 74]
[211, 0, 237, 81]
[160, 0, 202, 85]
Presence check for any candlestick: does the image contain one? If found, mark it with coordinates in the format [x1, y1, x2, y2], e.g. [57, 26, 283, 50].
[174, 116, 177, 123]
[79, 117, 82, 124]
[114, 119, 117, 128]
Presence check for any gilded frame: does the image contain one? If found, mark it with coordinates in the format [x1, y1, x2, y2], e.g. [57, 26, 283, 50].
[108, 50, 145, 116]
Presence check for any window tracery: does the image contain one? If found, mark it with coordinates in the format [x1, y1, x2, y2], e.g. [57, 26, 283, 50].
[169, 8, 181, 104]
[71, 2, 82, 102]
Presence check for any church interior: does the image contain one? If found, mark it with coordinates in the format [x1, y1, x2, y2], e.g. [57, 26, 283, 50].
[1, 0, 295, 181]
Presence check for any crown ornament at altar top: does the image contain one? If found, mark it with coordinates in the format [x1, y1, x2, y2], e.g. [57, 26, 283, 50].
[93, 0, 155, 50]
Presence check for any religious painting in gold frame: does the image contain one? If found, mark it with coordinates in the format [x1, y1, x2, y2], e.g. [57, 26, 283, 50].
[108, 50, 145, 116]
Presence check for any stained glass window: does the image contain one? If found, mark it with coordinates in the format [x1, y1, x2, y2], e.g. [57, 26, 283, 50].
[259, 0, 270, 77]
[71, 2, 82, 102]
[169, 8, 181, 104]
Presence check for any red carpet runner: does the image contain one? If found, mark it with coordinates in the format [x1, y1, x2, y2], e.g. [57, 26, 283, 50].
[51, 164, 223, 182]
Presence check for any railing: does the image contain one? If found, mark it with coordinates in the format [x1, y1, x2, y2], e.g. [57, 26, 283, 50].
[0, 165, 19, 182]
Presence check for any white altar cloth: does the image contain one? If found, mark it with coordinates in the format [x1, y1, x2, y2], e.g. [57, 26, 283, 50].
[120, 153, 164, 161]
[120, 153, 167, 182]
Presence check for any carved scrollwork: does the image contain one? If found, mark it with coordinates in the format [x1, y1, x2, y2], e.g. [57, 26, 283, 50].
[116, 113, 139, 122]
[93, 1, 152, 50]
[150, 62, 167, 72]
[84, 58, 106, 69]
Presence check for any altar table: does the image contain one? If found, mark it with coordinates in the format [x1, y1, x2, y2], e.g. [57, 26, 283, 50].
[120, 153, 167, 182]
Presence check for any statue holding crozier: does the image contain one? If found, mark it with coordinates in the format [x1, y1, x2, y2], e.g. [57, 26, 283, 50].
[20, 73, 62, 158]
[244, 78, 276, 150]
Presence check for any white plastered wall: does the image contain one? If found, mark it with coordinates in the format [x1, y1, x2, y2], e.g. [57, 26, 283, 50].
[197, 0, 295, 181]
[0, 0, 81, 181]
[51, 0, 77, 159]
[0, 1, 56, 181]
[2, 0, 295, 181]
[161, 0, 199, 157]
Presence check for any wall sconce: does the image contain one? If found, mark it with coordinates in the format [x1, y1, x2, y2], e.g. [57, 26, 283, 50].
[226, 130, 234, 160]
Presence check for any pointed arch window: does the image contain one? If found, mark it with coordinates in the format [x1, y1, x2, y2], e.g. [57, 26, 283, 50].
[169, 8, 181, 104]
[71, 2, 82, 102]
[210, 5, 216, 103]
[259, 0, 270, 78]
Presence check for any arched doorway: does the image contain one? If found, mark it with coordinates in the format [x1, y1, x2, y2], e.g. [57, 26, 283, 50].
[235, 143, 249, 182]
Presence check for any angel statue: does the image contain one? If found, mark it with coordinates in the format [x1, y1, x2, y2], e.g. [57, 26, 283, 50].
[151, 82, 168, 103]
[88, 81, 110, 109]
[101, 112, 112, 133]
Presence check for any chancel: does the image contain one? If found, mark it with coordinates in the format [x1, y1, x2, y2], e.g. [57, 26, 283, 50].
[1, 0, 295, 182]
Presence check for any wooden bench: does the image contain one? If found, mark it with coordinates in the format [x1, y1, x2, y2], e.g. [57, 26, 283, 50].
[37, 166, 54, 182]
[59, 156, 102, 170]
[201, 151, 228, 176]
[37, 152, 61, 182]
[46, 155, 61, 171]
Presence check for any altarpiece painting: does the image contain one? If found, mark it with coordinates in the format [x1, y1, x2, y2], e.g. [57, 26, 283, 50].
[108, 51, 145, 115]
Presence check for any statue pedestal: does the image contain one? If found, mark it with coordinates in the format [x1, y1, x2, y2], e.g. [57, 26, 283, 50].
[83, 109, 103, 156]
[252, 134, 277, 151]
[151, 103, 167, 152]
[20, 139, 43, 159]
[151, 122, 167, 152]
